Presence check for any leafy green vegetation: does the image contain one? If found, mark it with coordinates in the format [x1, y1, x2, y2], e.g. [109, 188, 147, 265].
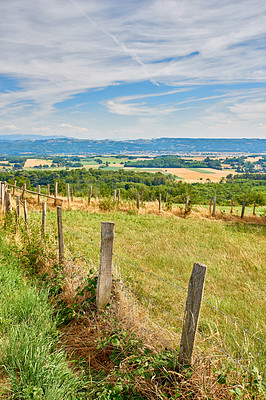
[0, 168, 265, 206]
[124, 155, 223, 169]
[0, 229, 86, 399]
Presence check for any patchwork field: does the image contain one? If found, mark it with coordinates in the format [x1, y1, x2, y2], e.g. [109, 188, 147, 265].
[24, 158, 52, 168]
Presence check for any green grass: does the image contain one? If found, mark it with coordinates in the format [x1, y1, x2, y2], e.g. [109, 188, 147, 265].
[187, 167, 215, 173]
[38, 208, 266, 381]
[0, 232, 86, 399]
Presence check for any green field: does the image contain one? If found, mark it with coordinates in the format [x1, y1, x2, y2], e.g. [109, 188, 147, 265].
[31, 207, 265, 381]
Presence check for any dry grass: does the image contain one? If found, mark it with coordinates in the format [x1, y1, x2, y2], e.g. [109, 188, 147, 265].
[24, 158, 52, 168]
[3, 192, 265, 398]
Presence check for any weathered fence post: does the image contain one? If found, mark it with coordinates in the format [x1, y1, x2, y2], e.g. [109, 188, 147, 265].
[54, 182, 58, 206]
[42, 201, 47, 235]
[230, 198, 233, 214]
[117, 189, 120, 202]
[67, 183, 70, 204]
[23, 200, 28, 227]
[136, 192, 140, 209]
[166, 191, 169, 203]
[71, 186, 74, 202]
[16, 195, 20, 222]
[185, 195, 190, 212]
[241, 198, 246, 219]
[253, 201, 256, 216]
[47, 183, 50, 196]
[159, 193, 162, 211]
[5, 189, 12, 213]
[57, 206, 64, 266]
[178, 263, 207, 365]
[0, 182, 4, 212]
[141, 190, 144, 203]
[22, 183, 26, 200]
[113, 189, 116, 203]
[209, 197, 213, 213]
[96, 222, 115, 310]
[212, 196, 216, 217]
[38, 185, 41, 205]
[88, 185, 92, 205]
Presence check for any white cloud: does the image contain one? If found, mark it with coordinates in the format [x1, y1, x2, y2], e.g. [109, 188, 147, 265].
[59, 123, 89, 132]
[1, 0, 266, 138]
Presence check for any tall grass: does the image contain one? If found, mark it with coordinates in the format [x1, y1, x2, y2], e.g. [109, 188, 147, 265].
[0, 233, 87, 399]
[39, 208, 266, 382]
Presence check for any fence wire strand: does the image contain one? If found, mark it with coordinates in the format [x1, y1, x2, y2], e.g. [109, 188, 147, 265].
[116, 280, 183, 323]
[8, 201, 265, 386]
[197, 331, 265, 384]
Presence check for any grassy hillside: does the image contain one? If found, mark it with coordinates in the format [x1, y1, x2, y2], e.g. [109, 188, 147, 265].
[30, 206, 265, 383]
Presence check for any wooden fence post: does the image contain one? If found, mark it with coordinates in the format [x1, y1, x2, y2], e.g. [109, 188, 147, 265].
[141, 190, 144, 203]
[209, 197, 213, 213]
[38, 185, 41, 205]
[47, 183, 50, 196]
[23, 200, 28, 227]
[0, 182, 4, 212]
[166, 191, 169, 203]
[5, 189, 12, 213]
[96, 222, 115, 310]
[241, 198, 246, 219]
[42, 201, 47, 235]
[185, 196, 190, 212]
[136, 192, 140, 209]
[253, 201, 256, 216]
[88, 185, 92, 205]
[57, 206, 64, 265]
[159, 193, 162, 211]
[22, 183, 26, 200]
[16, 195, 20, 219]
[67, 183, 70, 205]
[94, 187, 97, 201]
[212, 196, 216, 217]
[113, 189, 116, 203]
[178, 263, 207, 365]
[54, 182, 58, 206]
[117, 189, 120, 202]
[230, 198, 233, 214]
[71, 186, 74, 202]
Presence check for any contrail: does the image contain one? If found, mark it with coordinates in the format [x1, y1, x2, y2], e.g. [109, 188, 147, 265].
[69, 0, 159, 85]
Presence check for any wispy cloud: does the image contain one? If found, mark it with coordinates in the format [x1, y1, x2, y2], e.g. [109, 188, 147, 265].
[1, 0, 266, 138]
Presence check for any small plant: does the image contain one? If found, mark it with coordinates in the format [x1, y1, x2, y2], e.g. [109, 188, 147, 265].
[99, 197, 115, 211]
[73, 268, 98, 312]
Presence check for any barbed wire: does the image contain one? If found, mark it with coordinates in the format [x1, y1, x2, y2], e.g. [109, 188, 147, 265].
[116, 280, 183, 323]
[64, 242, 99, 271]
[113, 252, 188, 293]
[203, 299, 265, 345]
[63, 225, 101, 250]
[197, 330, 265, 384]
[21, 205, 266, 348]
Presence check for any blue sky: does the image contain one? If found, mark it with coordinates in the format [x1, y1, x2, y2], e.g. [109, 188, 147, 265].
[1, 0, 266, 140]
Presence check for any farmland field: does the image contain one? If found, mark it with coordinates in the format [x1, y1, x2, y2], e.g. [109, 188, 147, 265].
[29, 205, 265, 380]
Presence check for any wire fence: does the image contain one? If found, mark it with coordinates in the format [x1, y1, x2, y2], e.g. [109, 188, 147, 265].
[1, 189, 265, 385]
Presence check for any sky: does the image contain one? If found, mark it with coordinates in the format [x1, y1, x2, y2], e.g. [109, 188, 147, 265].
[1, 0, 266, 140]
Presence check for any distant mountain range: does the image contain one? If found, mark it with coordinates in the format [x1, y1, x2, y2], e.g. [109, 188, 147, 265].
[0, 137, 265, 155]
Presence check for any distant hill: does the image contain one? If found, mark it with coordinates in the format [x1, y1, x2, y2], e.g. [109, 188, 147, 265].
[0, 137, 265, 155]
[0, 134, 66, 141]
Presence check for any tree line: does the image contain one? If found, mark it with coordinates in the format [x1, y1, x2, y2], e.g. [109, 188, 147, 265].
[0, 168, 265, 206]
